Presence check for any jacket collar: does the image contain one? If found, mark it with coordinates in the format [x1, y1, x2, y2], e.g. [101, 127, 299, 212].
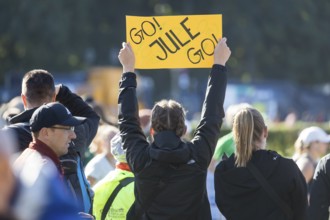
[153, 130, 182, 149]
[8, 108, 38, 124]
[29, 139, 63, 175]
[150, 131, 190, 164]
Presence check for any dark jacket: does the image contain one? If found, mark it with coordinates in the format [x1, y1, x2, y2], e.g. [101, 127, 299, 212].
[5, 84, 100, 213]
[118, 64, 227, 220]
[308, 154, 330, 220]
[6, 85, 100, 156]
[215, 150, 308, 220]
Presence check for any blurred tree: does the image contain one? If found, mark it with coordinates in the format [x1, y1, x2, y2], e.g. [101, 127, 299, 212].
[0, 0, 329, 86]
[215, 0, 330, 84]
[0, 0, 91, 78]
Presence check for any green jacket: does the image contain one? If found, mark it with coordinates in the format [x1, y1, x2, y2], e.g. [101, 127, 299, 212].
[93, 169, 134, 220]
[213, 132, 235, 161]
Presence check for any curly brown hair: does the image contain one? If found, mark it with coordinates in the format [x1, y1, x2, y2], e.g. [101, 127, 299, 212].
[151, 99, 186, 137]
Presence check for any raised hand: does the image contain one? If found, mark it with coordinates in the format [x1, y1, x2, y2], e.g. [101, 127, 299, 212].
[214, 37, 231, 66]
[118, 42, 135, 73]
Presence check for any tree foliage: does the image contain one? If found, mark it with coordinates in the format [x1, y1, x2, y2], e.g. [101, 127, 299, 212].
[217, 0, 330, 84]
[0, 0, 329, 85]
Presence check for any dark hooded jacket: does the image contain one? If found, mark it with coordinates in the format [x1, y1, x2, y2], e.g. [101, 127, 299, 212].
[4, 84, 100, 213]
[215, 150, 308, 220]
[118, 64, 227, 220]
[5, 85, 99, 156]
[308, 153, 330, 220]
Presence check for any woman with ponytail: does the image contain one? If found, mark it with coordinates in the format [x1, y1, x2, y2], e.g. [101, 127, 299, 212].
[214, 107, 308, 220]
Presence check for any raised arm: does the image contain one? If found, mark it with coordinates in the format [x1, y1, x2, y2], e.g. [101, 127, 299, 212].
[56, 84, 100, 156]
[118, 42, 149, 172]
[190, 37, 231, 169]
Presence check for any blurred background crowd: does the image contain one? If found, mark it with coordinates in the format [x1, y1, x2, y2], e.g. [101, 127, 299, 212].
[1, 2, 330, 219]
[0, 0, 330, 158]
[1, 0, 330, 156]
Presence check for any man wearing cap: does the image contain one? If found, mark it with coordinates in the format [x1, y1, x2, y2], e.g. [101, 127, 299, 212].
[293, 126, 330, 192]
[92, 134, 135, 220]
[4, 69, 100, 213]
[1, 128, 83, 220]
[14, 102, 86, 176]
[14, 102, 92, 219]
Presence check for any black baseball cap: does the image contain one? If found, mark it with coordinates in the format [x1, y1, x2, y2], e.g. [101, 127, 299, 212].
[30, 102, 86, 132]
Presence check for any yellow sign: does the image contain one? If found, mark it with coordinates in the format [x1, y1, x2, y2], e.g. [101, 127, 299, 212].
[126, 14, 222, 69]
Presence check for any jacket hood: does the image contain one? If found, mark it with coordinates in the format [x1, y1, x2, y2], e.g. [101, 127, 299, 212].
[149, 130, 191, 164]
[216, 150, 281, 195]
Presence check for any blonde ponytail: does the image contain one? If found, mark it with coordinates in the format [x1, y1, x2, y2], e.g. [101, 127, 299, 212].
[233, 107, 266, 167]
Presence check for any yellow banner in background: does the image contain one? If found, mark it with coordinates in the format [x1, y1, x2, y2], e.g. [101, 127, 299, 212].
[126, 14, 222, 69]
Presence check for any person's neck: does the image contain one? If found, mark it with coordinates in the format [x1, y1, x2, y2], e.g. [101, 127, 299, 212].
[308, 150, 320, 162]
[24, 104, 39, 110]
[25, 100, 53, 110]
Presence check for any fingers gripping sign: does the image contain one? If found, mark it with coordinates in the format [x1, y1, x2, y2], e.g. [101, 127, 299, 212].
[118, 42, 136, 73]
[214, 37, 231, 66]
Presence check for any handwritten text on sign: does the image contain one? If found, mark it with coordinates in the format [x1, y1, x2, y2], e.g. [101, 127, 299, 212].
[126, 14, 222, 69]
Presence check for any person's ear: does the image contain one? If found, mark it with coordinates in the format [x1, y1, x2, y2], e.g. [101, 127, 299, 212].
[39, 127, 47, 135]
[150, 127, 154, 136]
[263, 126, 268, 139]
[21, 94, 28, 109]
[182, 125, 187, 137]
[39, 127, 52, 139]
[52, 93, 56, 102]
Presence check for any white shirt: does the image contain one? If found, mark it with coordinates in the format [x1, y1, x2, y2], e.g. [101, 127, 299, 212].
[84, 153, 115, 184]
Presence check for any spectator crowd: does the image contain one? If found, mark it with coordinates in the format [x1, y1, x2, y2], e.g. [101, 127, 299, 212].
[0, 37, 330, 220]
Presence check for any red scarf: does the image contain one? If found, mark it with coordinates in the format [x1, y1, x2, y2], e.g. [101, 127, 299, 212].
[116, 162, 131, 171]
[29, 139, 64, 176]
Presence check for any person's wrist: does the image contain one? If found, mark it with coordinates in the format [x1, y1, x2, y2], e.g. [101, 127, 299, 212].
[123, 66, 135, 73]
[214, 60, 226, 66]
[123, 65, 134, 73]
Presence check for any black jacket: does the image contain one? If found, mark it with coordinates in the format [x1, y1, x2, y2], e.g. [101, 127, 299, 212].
[215, 150, 308, 220]
[308, 154, 330, 220]
[5, 84, 100, 213]
[118, 64, 227, 220]
[6, 85, 99, 156]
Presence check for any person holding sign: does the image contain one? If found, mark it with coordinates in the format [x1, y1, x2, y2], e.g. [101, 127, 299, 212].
[117, 38, 230, 219]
